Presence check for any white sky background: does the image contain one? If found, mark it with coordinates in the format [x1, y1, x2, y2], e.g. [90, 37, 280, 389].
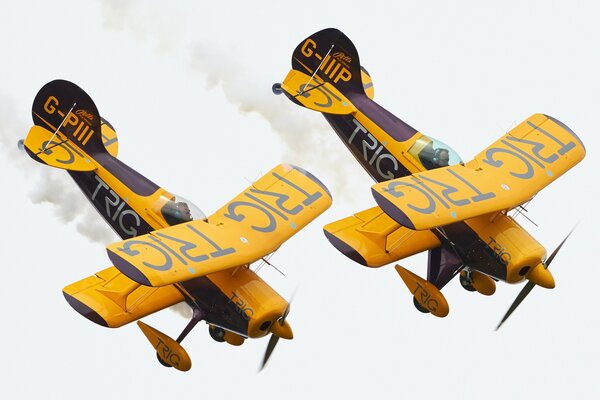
[0, 0, 598, 398]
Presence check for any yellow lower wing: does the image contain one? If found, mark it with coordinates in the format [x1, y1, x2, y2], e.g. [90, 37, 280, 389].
[63, 267, 184, 328]
[372, 114, 586, 230]
[324, 206, 441, 267]
[106, 164, 332, 287]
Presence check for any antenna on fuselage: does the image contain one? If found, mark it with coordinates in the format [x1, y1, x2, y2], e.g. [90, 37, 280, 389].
[300, 43, 334, 95]
[43, 102, 76, 151]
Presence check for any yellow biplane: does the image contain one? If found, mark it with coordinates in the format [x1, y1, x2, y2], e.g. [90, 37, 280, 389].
[274, 28, 585, 328]
[22, 79, 332, 371]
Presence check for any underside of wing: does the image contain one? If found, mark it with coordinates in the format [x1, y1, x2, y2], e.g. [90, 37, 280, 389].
[324, 206, 441, 267]
[372, 114, 586, 230]
[63, 267, 184, 328]
[107, 164, 332, 287]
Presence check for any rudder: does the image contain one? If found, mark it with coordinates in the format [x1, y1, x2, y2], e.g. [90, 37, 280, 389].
[24, 80, 109, 170]
[291, 28, 365, 96]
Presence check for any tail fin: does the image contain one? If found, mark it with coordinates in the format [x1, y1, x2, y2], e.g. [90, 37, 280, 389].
[279, 28, 367, 115]
[24, 80, 108, 170]
[291, 28, 364, 95]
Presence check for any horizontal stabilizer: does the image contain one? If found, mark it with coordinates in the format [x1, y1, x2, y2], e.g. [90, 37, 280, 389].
[63, 266, 184, 328]
[24, 125, 97, 171]
[107, 164, 332, 287]
[323, 206, 440, 267]
[372, 114, 585, 230]
[281, 70, 357, 115]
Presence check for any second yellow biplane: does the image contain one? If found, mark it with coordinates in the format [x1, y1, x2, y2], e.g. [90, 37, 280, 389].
[22, 79, 332, 371]
[274, 28, 585, 328]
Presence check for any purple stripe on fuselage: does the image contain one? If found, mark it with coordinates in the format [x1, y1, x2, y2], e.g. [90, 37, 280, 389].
[94, 152, 160, 196]
[349, 92, 418, 142]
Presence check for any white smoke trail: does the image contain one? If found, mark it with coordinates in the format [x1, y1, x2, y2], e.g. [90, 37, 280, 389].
[97, 0, 355, 196]
[76, 207, 119, 244]
[0, 92, 118, 244]
[169, 302, 193, 319]
[100, 0, 183, 54]
[188, 44, 354, 195]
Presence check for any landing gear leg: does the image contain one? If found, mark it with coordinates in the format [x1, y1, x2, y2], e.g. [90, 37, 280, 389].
[460, 269, 476, 292]
[175, 308, 205, 343]
[156, 307, 205, 368]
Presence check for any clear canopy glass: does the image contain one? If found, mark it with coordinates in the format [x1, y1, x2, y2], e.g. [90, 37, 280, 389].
[156, 194, 207, 226]
[408, 135, 462, 170]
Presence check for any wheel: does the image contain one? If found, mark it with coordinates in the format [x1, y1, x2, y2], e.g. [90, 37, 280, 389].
[460, 271, 476, 292]
[209, 325, 226, 342]
[156, 352, 172, 368]
[413, 296, 430, 314]
[272, 83, 283, 95]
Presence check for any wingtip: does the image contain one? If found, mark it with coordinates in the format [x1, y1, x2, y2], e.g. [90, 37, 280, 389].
[371, 187, 416, 229]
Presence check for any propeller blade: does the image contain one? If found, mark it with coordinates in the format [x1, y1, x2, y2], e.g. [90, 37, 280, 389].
[496, 224, 578, 330]
[495, 281, 535, 330]
[259, 291, 295, 371]
[260, 334, 280, 371]
[545, 224, 577, 268]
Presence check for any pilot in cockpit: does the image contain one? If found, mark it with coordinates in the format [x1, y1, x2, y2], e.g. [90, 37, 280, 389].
[432, 148, 450, 168]
[161, 200, 193, 226]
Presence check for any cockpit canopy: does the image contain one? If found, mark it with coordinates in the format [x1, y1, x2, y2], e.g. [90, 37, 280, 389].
[408, 134, 462, 171]
[157, 194, 207, 227]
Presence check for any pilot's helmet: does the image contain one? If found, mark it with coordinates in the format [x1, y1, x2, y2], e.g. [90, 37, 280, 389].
[173, 202, 192, 221]
[433, 148, 450, 167]
[161, 200, 193, 226]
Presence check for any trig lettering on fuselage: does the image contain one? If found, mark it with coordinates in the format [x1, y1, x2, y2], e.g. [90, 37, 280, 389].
[228, 292, 254, 321]
[487, 236, 512, 265]
[90, 175, 142, 237]
[325, 115, 409, 182]
[68, 171, 153, 239]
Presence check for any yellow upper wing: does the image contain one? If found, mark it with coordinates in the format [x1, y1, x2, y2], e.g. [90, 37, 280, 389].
[106, 164, 332, 286]
[372, 114, 585, 230]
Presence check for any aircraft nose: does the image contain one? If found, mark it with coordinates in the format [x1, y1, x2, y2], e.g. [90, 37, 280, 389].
[527, 263, 555, 289]
[270, 319, 293, 340]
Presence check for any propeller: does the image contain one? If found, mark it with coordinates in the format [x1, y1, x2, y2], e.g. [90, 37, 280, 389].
[260, 296, 294, 371]
[495, 225, 578, 330]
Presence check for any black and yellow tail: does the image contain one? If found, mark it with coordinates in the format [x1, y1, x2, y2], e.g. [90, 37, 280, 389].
[278, 28, 375, 115]
[23, 79, 118, 171]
